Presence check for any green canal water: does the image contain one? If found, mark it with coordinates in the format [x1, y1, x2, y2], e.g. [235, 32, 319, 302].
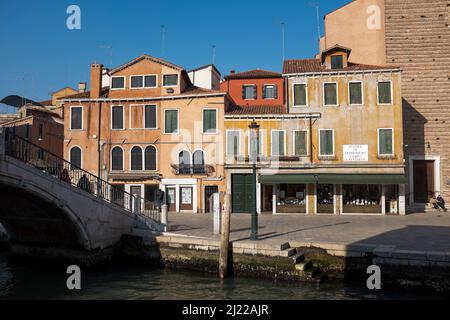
[0, 252, 445, 300]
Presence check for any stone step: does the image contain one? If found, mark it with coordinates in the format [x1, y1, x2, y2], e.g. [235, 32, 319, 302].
[280, 247, 297, 258]
[291, 252, 305, 264]
[294, 260, 312, 272]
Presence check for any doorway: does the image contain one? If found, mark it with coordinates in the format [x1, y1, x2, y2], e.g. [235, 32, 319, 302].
[130, 186, 142, 214]
[166, 187, 176, 212]
[231, 174, 253, 213]
[180, 186, 194, 211]
[204, 186, 219, 213]
[413, 160, 435, 203]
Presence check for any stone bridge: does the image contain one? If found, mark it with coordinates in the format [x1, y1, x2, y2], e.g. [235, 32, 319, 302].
[0, 129, 163, 259]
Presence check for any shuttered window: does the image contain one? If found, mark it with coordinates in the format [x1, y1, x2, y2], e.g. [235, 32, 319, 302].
[324, 83, 338, 106]
[111, 147, 123, 171]
[164, 110, 178, 133]
[111, 106, 124, 129]
[145, 146, 157, 170]
[242, 85, 256, 100]
[271, 131, 285, 156]
[163, 74, 178, 86]
[319, 130, 334, 156]
[227, 131, 240, 156]
[294, 131, 308, 156]
[378, 81, 392, 104]
[349, 82, 363, 105]
[293, 84, 307, 106]
[131, 146, 143, 170]
[70, 107, 82, 130]
[144, 105, 157, 129]
[263, 85, 277, 99]
[378, 129, 393, 155]
[203, 109, 217, 133]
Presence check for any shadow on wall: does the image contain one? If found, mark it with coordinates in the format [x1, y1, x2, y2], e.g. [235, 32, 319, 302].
[402, 98, 427, 205]
[0, 223, 9, 243]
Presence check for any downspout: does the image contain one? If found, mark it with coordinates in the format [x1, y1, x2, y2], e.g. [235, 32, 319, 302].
[97, 101, 102, 193]
[309, 117, 313, 164]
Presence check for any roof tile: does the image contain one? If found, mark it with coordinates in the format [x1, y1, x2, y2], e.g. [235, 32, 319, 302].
[226, 105, 286, 115]
[283, 59, 398, 74]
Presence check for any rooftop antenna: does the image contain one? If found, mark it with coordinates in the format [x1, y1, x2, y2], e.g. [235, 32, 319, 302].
[211, 45, 216, 65]
[308, 1, 321, 51]
[161, 25, 166, 57]
[99, 45, 113, 66]
[281, 21, 285, 62]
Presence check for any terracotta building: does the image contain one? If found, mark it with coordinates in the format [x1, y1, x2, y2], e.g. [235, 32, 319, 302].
[60, 55, 230, 213]
[224, 45, 406, 215]
[319, 0, 450, 209]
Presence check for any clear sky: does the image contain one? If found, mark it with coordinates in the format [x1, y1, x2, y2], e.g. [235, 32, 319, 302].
[0, 0, 350, 112]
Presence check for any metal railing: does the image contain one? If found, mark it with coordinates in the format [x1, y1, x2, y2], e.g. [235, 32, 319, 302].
[4, 133, 160, 223]
[171, 164, 214, 175]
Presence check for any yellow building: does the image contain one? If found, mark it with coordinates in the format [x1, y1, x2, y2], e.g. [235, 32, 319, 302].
[225, 45, 406, 215]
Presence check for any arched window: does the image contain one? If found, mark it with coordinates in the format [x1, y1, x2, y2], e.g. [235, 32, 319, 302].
[178, 150, 191, 165]
[145, 146, 157, 171]
[111, 147, 123, 171]
[131, 146, 143, 170]
[70, 147, 82, 169]
[193, 150, 205, 174]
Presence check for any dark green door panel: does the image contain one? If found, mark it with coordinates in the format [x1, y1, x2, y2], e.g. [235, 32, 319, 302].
[232, 174, 253, 213]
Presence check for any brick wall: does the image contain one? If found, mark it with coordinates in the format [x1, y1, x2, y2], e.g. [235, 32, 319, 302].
[385, 0, 450, 199]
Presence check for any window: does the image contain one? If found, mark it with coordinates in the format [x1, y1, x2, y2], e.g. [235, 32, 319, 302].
[70, 106, 82, 130]
[38, 123, 44, 140]
[130, 75, 157, 89]
[179, 151, 190, 165]
[349, 82, 363, 105]
[319, 129, 334, 156]
[193, 150, 205, 174]
[331, 55, 343, 69]
[324, 83, 338, 106]
[271, 130, 285, 156]
[248, 130, 263, 157]
[263, 85, 277, 99]
[144, 105, 157, 129]
[131, 146, 143, 170]
[293, 84, 307, 107]
[242, 85, 257, 100]
[145, 146, 157, 171]
[294, 130, 308, 156]
[378, 81, 392, 105]
[164, 110, 178, 134]
[25, 124, 30, 140]
[70, 147, 82, 169]
[111, 106, 124, 129]
[227, 131, 240, 156]
[378, 128, 394, 156]
[111, 147, 123, 171]
[111, 77, 125, 89]
[163, 74, 178, 86]
[203, 109, 217, 133]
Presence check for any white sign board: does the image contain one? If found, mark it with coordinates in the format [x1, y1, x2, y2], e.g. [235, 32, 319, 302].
[343, 145, 369, 162]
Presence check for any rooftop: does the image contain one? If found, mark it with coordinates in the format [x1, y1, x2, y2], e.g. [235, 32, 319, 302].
[224, 69, 282, 80]
[283, 59, 399, 74]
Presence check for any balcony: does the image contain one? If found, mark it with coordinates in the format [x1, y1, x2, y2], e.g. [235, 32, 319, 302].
[171, 164, 214, 176]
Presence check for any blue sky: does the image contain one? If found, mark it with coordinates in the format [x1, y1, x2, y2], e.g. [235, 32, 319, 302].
[0, 0, 350, 112]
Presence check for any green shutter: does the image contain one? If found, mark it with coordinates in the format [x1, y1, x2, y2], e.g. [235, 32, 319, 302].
[165, 110, 178, 133]
[324, 83, 337, 106]
[295, 131, 307, 156]
[203, 110, 216, 133]
[349, 83, 362, 105]
[320, 130, 333, 156]
[379, 129, 393, 155]
[294, 84, 306, 106]
[378, 82, 392, 104]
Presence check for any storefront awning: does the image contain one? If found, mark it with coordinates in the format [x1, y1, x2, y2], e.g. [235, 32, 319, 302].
[259, 174, 407, 185]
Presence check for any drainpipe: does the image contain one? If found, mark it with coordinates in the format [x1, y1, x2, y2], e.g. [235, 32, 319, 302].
[309, 117, 313, 163]
[97, 101, 102, 194]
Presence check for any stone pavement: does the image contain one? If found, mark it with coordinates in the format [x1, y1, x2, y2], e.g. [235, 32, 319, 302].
[167, 212, 450, 253]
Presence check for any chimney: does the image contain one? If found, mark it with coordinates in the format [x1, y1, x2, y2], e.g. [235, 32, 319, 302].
[90, 63, 103, 99]
[230, 70, 235, 74]
[78, 82, 86, 93]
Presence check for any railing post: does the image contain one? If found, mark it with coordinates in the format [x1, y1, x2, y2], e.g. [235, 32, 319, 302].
[161, 204, 168, 232]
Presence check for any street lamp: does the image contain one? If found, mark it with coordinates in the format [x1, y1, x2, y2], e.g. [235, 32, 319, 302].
[249, 120, 260, 240]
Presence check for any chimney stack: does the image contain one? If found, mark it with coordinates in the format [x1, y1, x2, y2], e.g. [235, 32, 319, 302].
[90, 63, 103, 99]
[78, 82, 86, 93]
[230, 70, 235, 74]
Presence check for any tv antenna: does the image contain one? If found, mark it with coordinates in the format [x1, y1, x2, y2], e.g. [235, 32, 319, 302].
[281, 21, 285, 62]
[308, 1, 321, 51]
[99, 45, 113, 66]
[161, 25, 166, 57]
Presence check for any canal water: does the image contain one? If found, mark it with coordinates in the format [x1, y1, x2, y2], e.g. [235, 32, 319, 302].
[0, 252, 444, 300]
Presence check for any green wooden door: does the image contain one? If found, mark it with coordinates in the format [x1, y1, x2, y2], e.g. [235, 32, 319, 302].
[232, 174, 253, 213]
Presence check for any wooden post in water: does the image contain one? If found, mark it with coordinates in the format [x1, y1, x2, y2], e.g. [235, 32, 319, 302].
[219, 194, 231, 279]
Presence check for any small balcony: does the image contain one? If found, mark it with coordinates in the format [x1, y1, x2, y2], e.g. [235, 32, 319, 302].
[171, 164, 214, 176]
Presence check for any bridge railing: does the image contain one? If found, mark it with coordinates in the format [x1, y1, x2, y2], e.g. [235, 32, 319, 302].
[4, 133, 161, 223]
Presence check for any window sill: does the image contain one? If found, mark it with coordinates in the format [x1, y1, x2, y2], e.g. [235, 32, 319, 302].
[318, 156, 337, 161]
[377, 155, 396, 160]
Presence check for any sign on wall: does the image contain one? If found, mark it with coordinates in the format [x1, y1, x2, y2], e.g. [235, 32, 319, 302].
[343, 145, 369, 162]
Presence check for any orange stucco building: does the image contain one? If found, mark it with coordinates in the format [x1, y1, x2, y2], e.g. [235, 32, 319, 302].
[61, 55, 230, 213]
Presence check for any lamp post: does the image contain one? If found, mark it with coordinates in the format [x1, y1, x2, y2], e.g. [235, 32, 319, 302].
[249, 120, 260, 240]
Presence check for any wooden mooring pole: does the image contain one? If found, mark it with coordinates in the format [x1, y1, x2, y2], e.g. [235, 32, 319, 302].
[219, 194, 231, 279]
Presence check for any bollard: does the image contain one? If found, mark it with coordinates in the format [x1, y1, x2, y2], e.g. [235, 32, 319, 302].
[161, 204, 168, 232]
[219, 194, 231, 279]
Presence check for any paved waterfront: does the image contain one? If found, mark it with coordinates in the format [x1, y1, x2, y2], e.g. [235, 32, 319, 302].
[167, 212, 450, 252]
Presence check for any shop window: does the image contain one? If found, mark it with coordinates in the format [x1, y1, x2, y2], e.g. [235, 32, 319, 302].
[317, 184, 334, 214]
[385, 184, 399, 214]
[277, 184, 306, 214]
[343, 184, 382, 214]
